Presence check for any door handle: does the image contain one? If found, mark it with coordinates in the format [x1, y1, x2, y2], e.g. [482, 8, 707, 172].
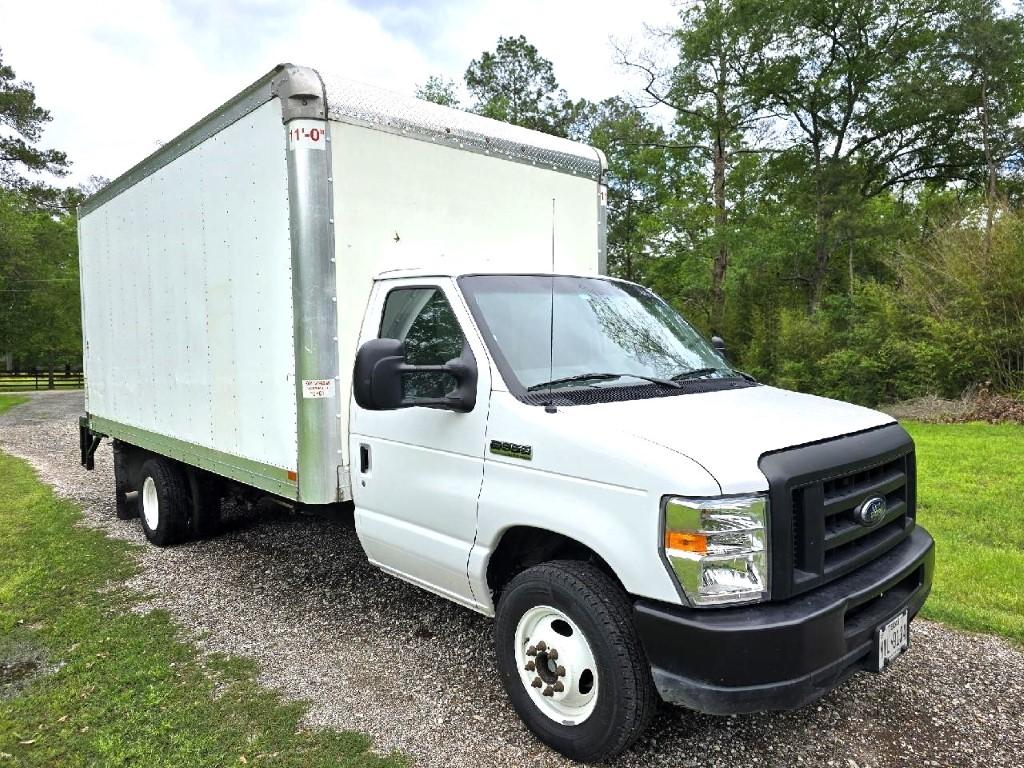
[359, 443, 371, 474]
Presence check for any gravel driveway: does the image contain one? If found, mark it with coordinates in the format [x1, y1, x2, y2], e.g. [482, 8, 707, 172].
[2, 391, 1022, 767]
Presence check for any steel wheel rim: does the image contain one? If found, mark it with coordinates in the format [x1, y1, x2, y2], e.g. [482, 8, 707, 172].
[514, 605, 599, 725]
[142, 476, 159, 530]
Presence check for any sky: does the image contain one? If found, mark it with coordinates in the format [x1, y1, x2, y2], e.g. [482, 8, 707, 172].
[0, 0, 681, 187]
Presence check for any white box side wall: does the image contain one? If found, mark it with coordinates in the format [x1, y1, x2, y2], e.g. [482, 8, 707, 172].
[331, 121, 601, 461]
[79, 99, 298, 471]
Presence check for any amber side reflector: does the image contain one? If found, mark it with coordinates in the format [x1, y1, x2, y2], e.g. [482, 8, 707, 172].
[665, 531, 707, 554]
[287, 470, 297, 482]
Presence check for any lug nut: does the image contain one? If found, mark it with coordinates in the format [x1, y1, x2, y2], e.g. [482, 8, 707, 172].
[526, 645, 537, 656]
[536, 641, 547, 651]
[548, 649, 558, 660]
[531, 677, 542, 688]
[555, 665, 566, 677]
[553, 681, 564, 693]
[542, 685, 554, 697]
[524, 661, 536, 671]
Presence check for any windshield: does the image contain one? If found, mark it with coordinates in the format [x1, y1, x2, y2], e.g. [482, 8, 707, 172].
[458, 275, 738, 395]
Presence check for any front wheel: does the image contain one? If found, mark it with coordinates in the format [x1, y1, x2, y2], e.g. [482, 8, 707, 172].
[494, 560, 657, 762]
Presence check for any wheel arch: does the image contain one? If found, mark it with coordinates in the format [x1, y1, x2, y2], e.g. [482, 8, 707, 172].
[485, 525, 625, 601]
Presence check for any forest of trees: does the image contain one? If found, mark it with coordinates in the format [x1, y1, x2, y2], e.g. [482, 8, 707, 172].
[2, 0, 1023, 405]
[0, 50, 85, 374]
[422, 0, 1024, 406]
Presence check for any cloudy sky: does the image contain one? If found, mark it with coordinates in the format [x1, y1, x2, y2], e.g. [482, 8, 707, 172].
[1, 0, 680, 186]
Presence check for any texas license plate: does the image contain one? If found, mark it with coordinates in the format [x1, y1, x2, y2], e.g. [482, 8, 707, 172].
[875, 610, 909, 671]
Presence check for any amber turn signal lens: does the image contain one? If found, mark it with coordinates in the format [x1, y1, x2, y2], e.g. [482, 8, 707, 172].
[665, 531, 708, 554]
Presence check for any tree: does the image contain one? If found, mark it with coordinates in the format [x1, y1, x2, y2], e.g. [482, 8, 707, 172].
[465, 35, 582, 137]
[743, 0, 977, 308]
[0, 50, 72, 212]
[622, 0, 769, 327]
[944, 0, 1024, 250]
[415, 75, 460, 107]
[0, 48, 82, 368]
[0, 190, 81, 369]
[583, 98, 678, 281]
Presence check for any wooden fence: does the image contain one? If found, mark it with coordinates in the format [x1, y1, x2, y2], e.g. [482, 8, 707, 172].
[0, 370, 84, 392]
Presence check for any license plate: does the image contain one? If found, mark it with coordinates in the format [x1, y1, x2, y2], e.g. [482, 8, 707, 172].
[876, 610, 909, 671]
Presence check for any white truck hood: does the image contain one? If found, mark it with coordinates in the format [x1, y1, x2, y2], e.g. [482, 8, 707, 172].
[560, 385, 894, 493]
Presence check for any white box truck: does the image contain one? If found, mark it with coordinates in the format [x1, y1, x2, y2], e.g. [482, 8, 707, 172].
[78, 63, 934, 762]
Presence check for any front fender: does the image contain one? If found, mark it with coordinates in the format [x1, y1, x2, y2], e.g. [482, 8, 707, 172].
[469, 460, 690, 613]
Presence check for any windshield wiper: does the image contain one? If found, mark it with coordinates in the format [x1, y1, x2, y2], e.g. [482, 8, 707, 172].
[671, 367, 759, 384]
[527, 372, 682, 392]
[670, 367, 720, 381]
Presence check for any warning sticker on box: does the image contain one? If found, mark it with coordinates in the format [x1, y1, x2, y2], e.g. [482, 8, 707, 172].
[302, 379, 336, 398]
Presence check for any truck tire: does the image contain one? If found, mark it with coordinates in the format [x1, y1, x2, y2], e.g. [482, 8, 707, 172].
[138, 458, 189, 547]
[112, 441, 138, 520]
[494, 560, 657, 762]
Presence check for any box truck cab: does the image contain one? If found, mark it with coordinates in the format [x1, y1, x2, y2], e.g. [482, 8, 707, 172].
[77, 64, 934, 762]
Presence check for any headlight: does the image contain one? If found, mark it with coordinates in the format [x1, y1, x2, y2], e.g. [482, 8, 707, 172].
[662, 495, 769, 606]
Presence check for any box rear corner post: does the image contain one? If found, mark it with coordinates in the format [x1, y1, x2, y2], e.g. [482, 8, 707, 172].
[272, 66, 345, 505]
[594, 147, 609, 276]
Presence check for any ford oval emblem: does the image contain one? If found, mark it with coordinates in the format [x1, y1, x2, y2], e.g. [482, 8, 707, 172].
[855, 496, 888, 527]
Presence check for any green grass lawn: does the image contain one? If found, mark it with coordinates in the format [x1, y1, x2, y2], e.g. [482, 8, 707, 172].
[0, 394, 28, 412]
[0, 395, 404, 767]
[906, 421, 1024, 644]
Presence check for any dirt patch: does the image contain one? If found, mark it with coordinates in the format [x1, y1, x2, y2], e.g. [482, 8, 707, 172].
[880, 395, 969, 422]
[0, 639, 48, 701]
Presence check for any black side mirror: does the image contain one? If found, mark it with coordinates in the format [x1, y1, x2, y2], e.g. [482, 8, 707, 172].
[352, 338, 478, 412]
[711, 335, 728, 361]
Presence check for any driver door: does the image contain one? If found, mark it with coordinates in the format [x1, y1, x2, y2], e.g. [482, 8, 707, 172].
[349, 278, 491, 609]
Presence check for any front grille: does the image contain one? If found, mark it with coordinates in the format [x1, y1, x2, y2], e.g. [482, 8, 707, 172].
[759, 424, 917, 600]
[810, 455, 910, 576]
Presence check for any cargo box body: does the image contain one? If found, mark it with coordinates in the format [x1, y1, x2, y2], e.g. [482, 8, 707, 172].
[78, 64, 606, 504]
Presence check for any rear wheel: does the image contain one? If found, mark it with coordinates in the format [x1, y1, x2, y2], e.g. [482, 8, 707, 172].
[494, 560, 657, 762]
[138, 458, 189, 546]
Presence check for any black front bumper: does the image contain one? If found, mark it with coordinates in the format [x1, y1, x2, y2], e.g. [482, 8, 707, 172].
[634, 525, 934, 715]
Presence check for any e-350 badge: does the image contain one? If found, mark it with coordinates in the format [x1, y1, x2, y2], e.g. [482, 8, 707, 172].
[489, 440, 533, 461]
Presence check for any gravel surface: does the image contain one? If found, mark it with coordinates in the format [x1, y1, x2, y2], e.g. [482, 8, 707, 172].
[2, 391, 1022, 767]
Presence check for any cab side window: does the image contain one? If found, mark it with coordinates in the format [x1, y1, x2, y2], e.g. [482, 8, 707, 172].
[380, 287, 467, 398]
